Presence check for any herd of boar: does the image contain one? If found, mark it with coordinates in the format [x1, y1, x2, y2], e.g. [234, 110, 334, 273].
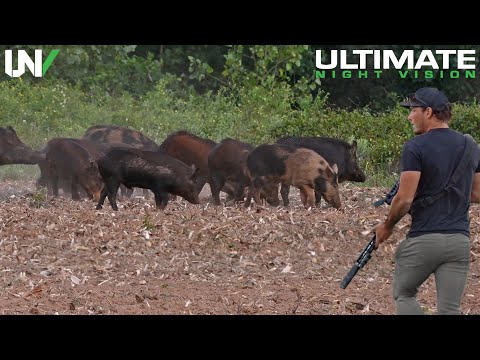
[0, 125, 367, 211]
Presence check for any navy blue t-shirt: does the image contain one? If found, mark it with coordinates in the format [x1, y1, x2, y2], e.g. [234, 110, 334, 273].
[401, 128, 480, 237]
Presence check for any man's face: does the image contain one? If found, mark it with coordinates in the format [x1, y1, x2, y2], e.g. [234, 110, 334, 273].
[407, 106, 428, 135]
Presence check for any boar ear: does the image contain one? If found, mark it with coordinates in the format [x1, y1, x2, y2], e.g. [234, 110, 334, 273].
[5, 126, 17, 138]
[331, 163, 338, 174]
[190, 164, 200, 178]
[351, 140, 357, 151]
[350, 140, 358, 158]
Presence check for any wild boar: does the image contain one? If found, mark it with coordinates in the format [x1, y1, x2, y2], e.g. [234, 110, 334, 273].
[96, 147, 200, 211]
[245, 144, 341, 209]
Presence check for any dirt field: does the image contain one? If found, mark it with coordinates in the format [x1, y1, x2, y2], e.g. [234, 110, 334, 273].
[0, 179, 479, 315]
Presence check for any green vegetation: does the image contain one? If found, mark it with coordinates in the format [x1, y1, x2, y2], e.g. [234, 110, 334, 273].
[1, 45, 480, 186]
[142, 213, 156, 232]
[29, 187, 47, 208]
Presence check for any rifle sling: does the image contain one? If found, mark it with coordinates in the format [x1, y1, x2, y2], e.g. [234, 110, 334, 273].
[410, 134, 477, 212]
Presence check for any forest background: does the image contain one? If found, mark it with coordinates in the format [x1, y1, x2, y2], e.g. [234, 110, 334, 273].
[1, 45, 479, 185]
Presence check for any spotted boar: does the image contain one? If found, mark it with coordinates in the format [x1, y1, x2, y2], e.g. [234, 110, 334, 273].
[0, 126, 44, 165]
[245, 144, 341, 209]
[45, 138, 104, 201]
[276, 136, 366, 182]
[95, 147, 200, 211]
[276, 136, 366, 204]
[83, 124, 158, 150]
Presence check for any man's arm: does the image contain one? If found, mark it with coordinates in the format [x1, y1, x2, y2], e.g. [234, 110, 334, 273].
[375, 171, 420, 248]
[471, 172, 480, 203]
[384, 171, 420, 228]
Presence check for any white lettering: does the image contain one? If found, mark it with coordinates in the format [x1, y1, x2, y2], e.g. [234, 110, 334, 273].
[436, 50, 456, 69]
[315, 50, 337, 69]
[414, 50, 439, 69]
[340, 50, 357, 69]
[383, 50, 414, 69]
[5, 50, 42, 78]
[352, 50, 373, 69]
[316, 49, 476, 71]
[458, 50, 476, 69]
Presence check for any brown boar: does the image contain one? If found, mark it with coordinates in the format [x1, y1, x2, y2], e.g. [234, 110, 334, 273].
[208, 138, 280, 206]
[0, 126, 44, 165]
[45, 138, 104, 201]
[158, 131, 216, 194]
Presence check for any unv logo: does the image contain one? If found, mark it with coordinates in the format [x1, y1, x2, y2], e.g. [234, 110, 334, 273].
[5, 49, 59, 78]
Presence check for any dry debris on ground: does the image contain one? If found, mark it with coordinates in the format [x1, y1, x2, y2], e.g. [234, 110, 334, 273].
[0, 180, 479, 315]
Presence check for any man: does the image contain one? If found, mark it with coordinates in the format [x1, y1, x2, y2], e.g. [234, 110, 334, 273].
[375, 87, 480, 315]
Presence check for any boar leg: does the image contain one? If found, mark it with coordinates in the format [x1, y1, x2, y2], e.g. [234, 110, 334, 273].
[300, 185, 315, 208]
[280, 183, 290, 206]
[50, 175, 59, 197]
[102, 180, 120, 211]
[71, 178, 81, 200]
[153, 190, 169, 210]
[314, 191, 322, 206]
[244, 186, 253, 208]
[300, 187, 307, 205]
[251, 177, 264, 205]
[96, 187, 109, 210]
[252, 187, 262, 206]
[107, 192, 119, 211]
[233, 179, 247, 203]
[209, 174, 225, 206]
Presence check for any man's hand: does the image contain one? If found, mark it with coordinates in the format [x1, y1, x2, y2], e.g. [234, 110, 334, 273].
[373, 171, 419, 249]
[374, 223, 394, 249]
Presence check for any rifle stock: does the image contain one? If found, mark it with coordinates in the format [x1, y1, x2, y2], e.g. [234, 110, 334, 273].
[373, 181, 400, 207]
[340, 235, 376, 289]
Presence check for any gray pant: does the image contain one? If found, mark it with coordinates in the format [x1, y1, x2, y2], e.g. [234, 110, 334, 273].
[393, 233, 470, 315]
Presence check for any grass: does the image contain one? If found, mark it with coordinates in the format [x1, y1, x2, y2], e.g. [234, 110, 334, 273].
[0, 164, 40, 181]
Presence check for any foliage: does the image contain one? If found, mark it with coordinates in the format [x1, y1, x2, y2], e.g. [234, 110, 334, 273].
[2, 45, 480, 185]
[29, 187, 47, 208]
[0, 45, 162, 97]
[2, 45, 480, 113]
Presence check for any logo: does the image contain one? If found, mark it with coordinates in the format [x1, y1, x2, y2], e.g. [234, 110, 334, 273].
[4, 49, 60, 78]
[315, 49, 476, 79]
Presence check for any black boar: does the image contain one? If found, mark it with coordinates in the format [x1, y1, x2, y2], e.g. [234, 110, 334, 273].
[245, 144, 341, 209]
[95, 148, 200, 211]
[0, 126, 44, 165]
[83, 125, 158, 198]
[45, 138, 104, 201]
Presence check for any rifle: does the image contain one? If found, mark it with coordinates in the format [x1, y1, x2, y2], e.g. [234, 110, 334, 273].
[340, 235, 376, 289]
[373, 180, 399, 207]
